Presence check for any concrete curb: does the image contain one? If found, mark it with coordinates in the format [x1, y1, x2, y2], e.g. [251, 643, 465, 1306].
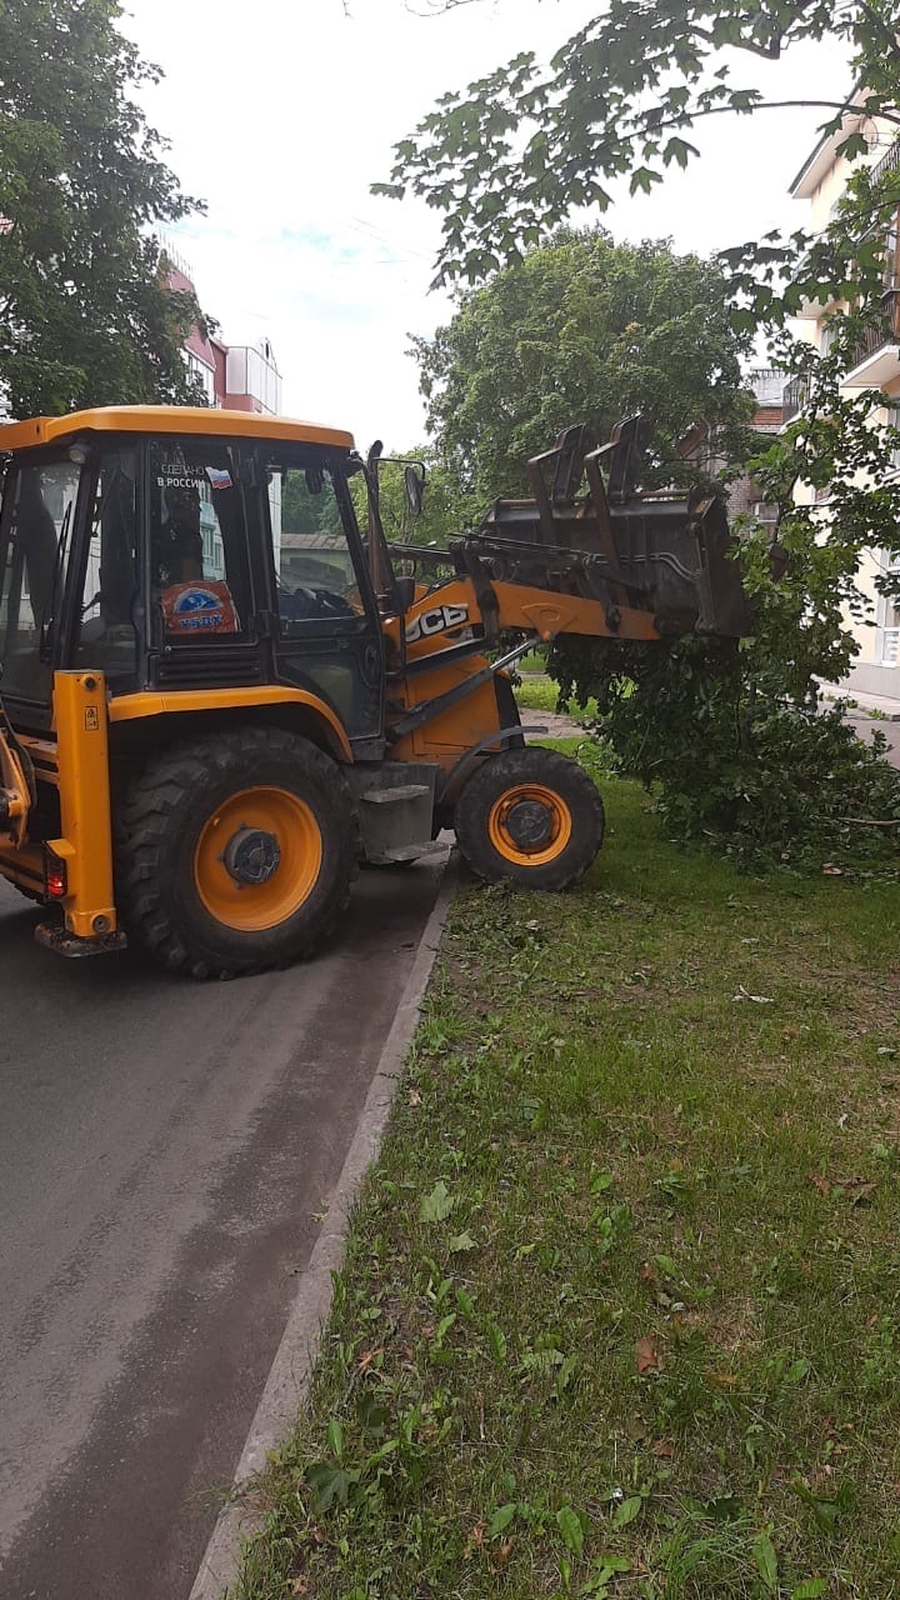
[188, 858, 457, 1600]
[819, 686, 900, 721]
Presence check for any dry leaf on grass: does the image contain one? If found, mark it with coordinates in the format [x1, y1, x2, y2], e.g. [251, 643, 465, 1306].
[834, 1175, 877, 1204]
[636, 1335, 660, 1375]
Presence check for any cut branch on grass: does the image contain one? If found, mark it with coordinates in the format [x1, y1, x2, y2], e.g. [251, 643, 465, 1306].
[838, 815, 900, 826]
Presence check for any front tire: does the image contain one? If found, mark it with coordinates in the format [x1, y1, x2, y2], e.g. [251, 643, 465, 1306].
[454, 746, 603, 890]
[115, 727, 357, 978]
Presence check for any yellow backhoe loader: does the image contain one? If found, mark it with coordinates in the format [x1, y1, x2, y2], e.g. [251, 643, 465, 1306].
[0, 406, 749, 977]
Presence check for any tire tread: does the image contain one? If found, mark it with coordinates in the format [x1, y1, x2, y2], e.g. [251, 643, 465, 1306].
[115, 726, 357, 979]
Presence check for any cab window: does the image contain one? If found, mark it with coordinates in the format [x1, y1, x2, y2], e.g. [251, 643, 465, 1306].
[75, 445, 139, 679]
[271, 462, 366, 634]
[0, 459, 81, 702]
[149, 441, 253, 641]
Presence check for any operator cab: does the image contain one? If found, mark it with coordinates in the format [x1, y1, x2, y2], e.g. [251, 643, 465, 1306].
[0, 408, 391, 750]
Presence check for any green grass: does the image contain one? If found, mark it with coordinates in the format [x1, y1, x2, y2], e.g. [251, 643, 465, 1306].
[517, 650, 550, 675]
[515, 673, 598, 720]
[231, 744, 900, 1600]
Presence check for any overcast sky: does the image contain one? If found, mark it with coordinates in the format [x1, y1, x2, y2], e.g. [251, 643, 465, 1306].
[124, 0, 847, 449]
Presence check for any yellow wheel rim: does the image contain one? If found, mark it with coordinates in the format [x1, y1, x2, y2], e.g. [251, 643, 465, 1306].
[486, 782, 573, 867]
[194, 786, 323, 933]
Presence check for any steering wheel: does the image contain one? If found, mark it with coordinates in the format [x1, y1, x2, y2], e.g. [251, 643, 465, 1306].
[289, 585, 356, 620]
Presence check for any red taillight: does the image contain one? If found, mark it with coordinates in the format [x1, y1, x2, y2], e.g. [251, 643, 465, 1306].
[43, 847, 68, 900]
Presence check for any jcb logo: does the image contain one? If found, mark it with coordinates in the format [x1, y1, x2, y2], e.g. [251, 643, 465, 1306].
[405, 603, 469, 643]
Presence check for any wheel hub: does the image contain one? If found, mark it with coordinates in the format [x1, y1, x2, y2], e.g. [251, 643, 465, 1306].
[223, 825, 281, 886]
[504, 798, 553, 849]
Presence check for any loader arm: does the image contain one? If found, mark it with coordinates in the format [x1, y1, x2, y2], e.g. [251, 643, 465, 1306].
[393, 416, 751, 654]
[386, 417, 751, 749]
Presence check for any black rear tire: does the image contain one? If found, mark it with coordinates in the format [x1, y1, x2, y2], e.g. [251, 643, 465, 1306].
[115, 726, 357, 979]
[454, 746, 603, 890]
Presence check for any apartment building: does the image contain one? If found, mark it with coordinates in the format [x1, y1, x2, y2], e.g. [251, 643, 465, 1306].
[167, 257, 282, 418]
[787, 110, 900, 702]
[166, 253, 284, 574]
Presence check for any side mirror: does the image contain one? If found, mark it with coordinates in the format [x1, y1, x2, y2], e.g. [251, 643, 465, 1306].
[305, 467, 324, 496]
[395, 574, 417, 611]
[404, 463, 425, 518]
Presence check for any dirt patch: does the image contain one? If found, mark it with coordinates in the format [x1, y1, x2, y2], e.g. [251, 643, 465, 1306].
[523, 710, 585, 739]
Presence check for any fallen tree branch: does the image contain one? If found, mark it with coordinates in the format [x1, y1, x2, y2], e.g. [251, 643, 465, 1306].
[837, 816, 900, 826]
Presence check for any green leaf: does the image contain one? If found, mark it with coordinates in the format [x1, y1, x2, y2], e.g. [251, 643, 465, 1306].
[554, 1352, 579, 1394]
[420, 1180, 455, 1222]
[663, 135, 699, 169]
[792, 1476, 853, 1533]
[837, 132, 868, 161]
[611, 1495, 643, 1530]
[0, 7, 209, 418]
[433, 1312, 457, 1343]
[629, 167, 658, 196]
[752, 1532, 778, 1592]
[787, 1357, 810, 1383]
[455, 1285, 475, 1318]
[448, 1231, 477, 1252]
[791, 1582, 827, 1599]
[307, 1461, 356, 1513]
[488, 1502, 517, 1537]
[355, 1393, 388, 1438]
[556, 1504, 585, 1555]
[653, 1253, 680, 1279]
[488, 1319, 507, 1365]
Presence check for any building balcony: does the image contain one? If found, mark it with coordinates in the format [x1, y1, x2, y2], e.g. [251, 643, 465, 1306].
[844, 285, 900, 387]
[782, 376, 809, 423]
[872, 136, 900, 187]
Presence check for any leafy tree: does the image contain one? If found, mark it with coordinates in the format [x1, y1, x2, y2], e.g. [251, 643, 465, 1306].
[0, 0, 205, 417]
[547, 319, 900, 866]
[378, 1, 900, 293]
[386, 0, 900, 867]
[412, 228, 755, 509]
[551, 370, 900, 868]
[281, 469, 346, 539]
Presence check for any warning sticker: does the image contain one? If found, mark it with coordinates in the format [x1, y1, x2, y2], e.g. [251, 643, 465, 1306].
[161, 581, 240, 635]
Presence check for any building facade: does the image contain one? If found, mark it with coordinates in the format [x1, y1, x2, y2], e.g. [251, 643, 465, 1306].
[678, 367, 785, 534]
[787, 111, 900, 702]
[167, 254, 284, 572]
[167, 259, 282, 418]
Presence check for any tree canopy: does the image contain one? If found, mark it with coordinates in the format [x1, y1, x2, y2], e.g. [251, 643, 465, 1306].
[0, 0, 204, 417]
[412, 228, 754, 518]
[378, 0, 900, 299]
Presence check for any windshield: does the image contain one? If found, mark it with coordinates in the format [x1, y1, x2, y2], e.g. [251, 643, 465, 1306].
[0, 459, 81, 702]
[275, 463, 367, 625]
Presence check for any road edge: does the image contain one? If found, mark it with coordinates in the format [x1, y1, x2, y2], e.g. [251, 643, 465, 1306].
[188, 857, 457, 1600]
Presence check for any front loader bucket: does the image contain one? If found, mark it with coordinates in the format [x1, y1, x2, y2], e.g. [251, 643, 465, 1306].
[598, 490, 753, 638]
[472, 417, 753, 639]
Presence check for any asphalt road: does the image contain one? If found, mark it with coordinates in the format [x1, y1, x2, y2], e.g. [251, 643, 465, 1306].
[0, 860, 445, 1600]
